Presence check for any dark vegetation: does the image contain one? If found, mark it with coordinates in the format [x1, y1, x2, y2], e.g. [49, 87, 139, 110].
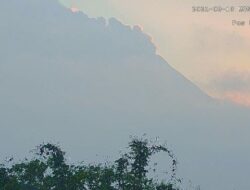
[0, 137, 181, 190]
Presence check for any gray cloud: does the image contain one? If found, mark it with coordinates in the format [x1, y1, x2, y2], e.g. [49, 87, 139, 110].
[211, 71, 250, 92]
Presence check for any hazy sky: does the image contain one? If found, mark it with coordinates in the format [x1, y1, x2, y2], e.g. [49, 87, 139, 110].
[1, 0, 250, 189]
[59, 0, 250, 106]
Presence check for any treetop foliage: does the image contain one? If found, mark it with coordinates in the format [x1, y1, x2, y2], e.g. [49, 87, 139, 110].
[0, 137, 180, 190]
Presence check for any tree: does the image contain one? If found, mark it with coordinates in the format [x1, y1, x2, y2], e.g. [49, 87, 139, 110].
[0, 137, 180, 190]
[114, 137, 179, 190]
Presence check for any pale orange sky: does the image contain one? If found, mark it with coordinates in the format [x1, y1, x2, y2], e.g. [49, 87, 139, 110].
[60, 0, 250, 106]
